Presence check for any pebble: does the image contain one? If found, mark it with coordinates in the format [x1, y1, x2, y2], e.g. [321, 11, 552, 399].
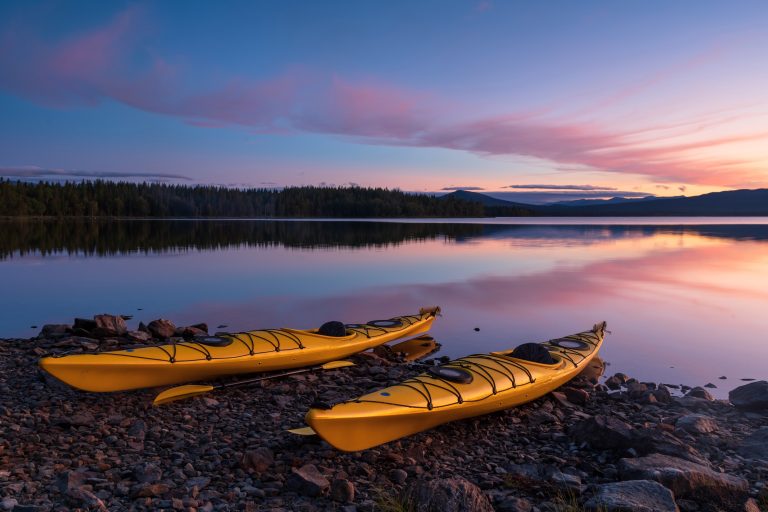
[1, 331, 765, 511]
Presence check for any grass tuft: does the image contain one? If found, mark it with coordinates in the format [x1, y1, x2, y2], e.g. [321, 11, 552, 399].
[372, 487, 415, 512]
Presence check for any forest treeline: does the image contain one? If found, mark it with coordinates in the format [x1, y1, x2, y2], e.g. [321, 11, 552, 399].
[0, 180, 532, 218]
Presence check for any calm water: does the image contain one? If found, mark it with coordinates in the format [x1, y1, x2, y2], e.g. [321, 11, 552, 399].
[2, 218, 768, 397]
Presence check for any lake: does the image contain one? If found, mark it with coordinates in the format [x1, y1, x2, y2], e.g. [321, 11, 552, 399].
[2, 218, 767, 398]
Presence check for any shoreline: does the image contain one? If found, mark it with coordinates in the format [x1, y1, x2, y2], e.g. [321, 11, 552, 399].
[1, 324, 766, 511]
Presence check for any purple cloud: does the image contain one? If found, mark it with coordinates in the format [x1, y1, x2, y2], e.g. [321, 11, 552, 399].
[441, 186, 485, 191]
[0, 166, 190, 181]
[504, 184, 617, 191]
[0, 7, 765, 188]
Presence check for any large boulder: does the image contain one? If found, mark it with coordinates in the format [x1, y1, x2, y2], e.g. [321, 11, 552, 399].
[685, 387, 714, 401]
[729, 381, 768, 410]
[93, 314, 127, 337]
[631, 428, 710, 466]
[570, 415, 634, 450]
[147, 319, 176, 339]
[618, 453, 748, 500]
[736, 426, 768, 460]
[675, 414, 718, 435]
[39, 324, 71, 338]
[407, 477, 493, 512]
[585, 480, 679, 512]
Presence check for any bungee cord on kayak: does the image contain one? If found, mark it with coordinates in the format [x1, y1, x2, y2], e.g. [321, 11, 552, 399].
[305, 322, 608, 452]
[39, 307, 440, 392]
[47, 312, 430, 364]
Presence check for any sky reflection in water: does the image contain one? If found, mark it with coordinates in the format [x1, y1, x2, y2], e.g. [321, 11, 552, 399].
[1, 220, 767, 397]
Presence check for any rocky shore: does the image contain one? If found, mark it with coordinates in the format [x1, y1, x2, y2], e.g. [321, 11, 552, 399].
[1, 315, 767, 511]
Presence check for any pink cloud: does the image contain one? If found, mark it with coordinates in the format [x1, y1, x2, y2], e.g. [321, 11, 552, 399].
[1, 7, 766, 188]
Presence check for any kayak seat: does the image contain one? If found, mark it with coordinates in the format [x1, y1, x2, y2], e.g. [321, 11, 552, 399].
[192, 335, 234, 347]
[318, 321, 348, 337]
[511, 343, 556, 364]
[426, 365, 474, 384]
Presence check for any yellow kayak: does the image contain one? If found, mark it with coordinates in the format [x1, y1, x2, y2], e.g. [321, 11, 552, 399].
[40, 307, 440, 392]
[306, 322, 606, 451]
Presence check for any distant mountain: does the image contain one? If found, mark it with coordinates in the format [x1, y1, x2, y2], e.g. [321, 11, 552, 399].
[551, 195, 682, 207]
[441, 189, 529, 208]
[542, 189, 768, 216]
[442, 188, 768, 216]
[440, 190, 534, 216]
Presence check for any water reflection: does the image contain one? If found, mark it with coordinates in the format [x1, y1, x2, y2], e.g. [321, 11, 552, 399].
[1, 220, 766, 396]
[3, 219, 768, 259]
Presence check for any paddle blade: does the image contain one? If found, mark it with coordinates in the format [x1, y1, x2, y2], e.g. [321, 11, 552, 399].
[287, 426, 317, 436]
[153, 384, 215, 406]
[320, 360, 355, 370]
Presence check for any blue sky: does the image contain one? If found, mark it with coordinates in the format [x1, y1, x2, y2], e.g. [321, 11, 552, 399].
[1, 1, 767, 202]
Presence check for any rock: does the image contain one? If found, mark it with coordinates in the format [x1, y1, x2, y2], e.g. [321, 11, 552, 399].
[73, 317, 97, 331]
[563, 387, 590, 405]
[1, 498, 18, 511]
[127, 419, 146, 438]
[736, 426, 768, 460]
[496, 496, 532, 512]
[618, 453, 748, 499]
[285, 464, 330, 497]
[704, 382, 717, 388]
[390, 468, 408, 484]
[56, 412, 95, 427]
[406, 477, 493, 512]
[330, 479, 355, 503]
[176, 325, 208, 338]
[605, 376, 622, 390]
[39, 324, 70, 338]
[134, 462, 162, 484]
[570, 415, 634, 450]
[126, 330, 152, 342]
[528, 409, 558, 425]
[134, 483, 170, 498]
[729, 381, 768, 410]
[55, 470, 90, 493]
[632, 428, 710, 466]
[653, 385, 672, 404]
[190, 322, 208, 332]
[93, 314, 128, 337]
[743, 498, 761, 512]
[674, 396, 715, 412]
[627, 382, 648, 399]
[184, 476, 211, 491]
[676, 414, 718, 434]
[69, 488, 108, 511]
[685, 387, 714, 401]
[614, 372, 629, 383]
[585, 480, 679, 512]
[241, 447, 274, 473]
[147, 318, 177, 339]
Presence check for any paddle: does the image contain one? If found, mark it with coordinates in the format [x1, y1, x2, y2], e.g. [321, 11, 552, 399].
[152, 360, 355, 406]
[287, 426, 317, 436]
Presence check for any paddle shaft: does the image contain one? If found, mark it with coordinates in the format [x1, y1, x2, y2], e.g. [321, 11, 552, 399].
[215, 364, 325, 390]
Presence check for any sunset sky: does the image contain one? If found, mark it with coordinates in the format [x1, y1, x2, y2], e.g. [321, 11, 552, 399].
[1, 1, 767, 203]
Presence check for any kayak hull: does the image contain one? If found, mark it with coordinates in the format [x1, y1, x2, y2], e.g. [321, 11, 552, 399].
[306, 322, 606, 452]
[40, 307, 439, 392]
